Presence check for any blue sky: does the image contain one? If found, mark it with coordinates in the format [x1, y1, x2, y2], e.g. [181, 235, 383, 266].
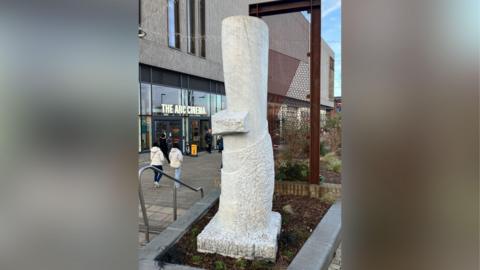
[302, 0, 341, 96]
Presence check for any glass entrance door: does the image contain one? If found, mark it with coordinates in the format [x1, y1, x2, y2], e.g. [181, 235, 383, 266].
[190, 119, 210, 151]
[153, 119, 183, 152]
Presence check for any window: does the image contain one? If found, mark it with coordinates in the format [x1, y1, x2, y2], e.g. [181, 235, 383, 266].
[189, 90, 210, 115]
[138, 0, 141, 26]
[211, 93, 226, 113]
[199, 0, 206, 57]
[210, 94, 217, 114]
[167, 0, 180, 49]
[221, 95, 226, 110]
[187, 0, 196, 54]
[140, 83, 151, 115]
[139, 116, 152, 151]
[328, 57, 335, 99]
[152, 85, 181, 114]
[215, 94, 222, 112]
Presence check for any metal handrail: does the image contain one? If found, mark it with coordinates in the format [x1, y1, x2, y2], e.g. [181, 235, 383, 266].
[138, 165, 204, 243]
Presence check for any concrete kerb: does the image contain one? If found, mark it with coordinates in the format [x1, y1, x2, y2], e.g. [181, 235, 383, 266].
[288, 200, 342, 270]
[139, 189, 221, 270]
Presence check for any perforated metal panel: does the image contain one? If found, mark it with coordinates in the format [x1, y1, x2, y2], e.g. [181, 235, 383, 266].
[287, 61, 310, 102]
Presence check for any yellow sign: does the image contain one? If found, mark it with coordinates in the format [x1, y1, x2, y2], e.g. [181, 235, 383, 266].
[191, 144, 198, 157]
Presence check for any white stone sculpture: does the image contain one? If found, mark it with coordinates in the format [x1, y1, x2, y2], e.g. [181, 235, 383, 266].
[196, 16, 281, 261]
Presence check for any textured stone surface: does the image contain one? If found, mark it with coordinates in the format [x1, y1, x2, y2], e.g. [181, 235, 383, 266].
[211, 110, 249, 135]
[197, 16, 281, 261]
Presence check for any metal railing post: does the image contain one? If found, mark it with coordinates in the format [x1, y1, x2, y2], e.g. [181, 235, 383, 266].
[138, 165, 204, 242]
[173, 183, 177, 221]
[138, 180, 150, 243]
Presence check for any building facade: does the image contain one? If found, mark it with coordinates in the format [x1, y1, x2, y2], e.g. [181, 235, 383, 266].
[334, 96, 342, 115]
[138, 64, 226, 152]
[138, 0, 335, 152]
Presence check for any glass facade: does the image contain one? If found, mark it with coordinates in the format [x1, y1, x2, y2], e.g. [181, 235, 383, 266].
[140, 83, 151, 115]
[138, 65, 226, 153]
[188, 90, 210, 115]
[152, 85, 182, 115]
[139, 116, 152, 151]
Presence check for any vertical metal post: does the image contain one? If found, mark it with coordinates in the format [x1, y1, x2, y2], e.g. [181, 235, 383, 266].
[309, 4, 321, 184]
[172, 183, 178, 221]
[138, 181, 150, 243]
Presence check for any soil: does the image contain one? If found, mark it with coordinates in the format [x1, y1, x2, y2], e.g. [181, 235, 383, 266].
[161, 195, 331, 270]
[320, 160, 341, 184]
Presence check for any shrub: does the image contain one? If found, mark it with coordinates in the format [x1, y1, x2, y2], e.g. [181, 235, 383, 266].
[324, 153, 342, 173]
[235, 259, 247, 269]
[275, 117, 310, 162]
[276, 161, 309, 181]
[251, 260, 274, 270]
[327, 159, 341, 173]
[191, 255, 202, 265]
[282, 250, 295, 261]
[214, 260, 226, 270]
[322, 115, 342, 153]
[190, 226, 200, 237]
[320, 192, 338, 204]
[320, 141, 329, 156]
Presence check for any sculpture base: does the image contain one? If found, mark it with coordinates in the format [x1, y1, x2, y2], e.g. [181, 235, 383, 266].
[197, 211, 281, 261]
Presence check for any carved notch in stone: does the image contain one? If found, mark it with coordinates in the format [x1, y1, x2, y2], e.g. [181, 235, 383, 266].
[212, 110, 249, 135]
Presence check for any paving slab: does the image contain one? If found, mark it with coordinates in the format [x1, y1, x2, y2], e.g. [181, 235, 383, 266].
[139, 189, 220, 270]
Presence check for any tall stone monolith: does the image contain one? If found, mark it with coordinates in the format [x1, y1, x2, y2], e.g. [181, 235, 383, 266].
[196, 16, 281, 261]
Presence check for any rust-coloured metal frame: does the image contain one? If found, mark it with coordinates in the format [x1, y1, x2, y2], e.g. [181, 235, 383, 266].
[250, 0, 321, 185]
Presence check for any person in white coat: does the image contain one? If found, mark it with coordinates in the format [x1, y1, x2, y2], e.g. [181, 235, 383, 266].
[169, 142, 184, 188]
[150, 143, 165, 188]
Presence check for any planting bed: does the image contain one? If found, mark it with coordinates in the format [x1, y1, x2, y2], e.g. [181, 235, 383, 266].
[320, 160, 341, 184]
[160, 195, 331, 270]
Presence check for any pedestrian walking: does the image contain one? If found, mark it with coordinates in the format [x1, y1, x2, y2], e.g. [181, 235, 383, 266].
[159, 133, 170, 164]
[205, 128, 213, 154]
[169, 142, 184, 188]
[150, 143, 165, 188]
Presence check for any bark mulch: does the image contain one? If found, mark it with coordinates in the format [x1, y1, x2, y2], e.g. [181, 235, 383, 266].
[160, 195, 331, 270]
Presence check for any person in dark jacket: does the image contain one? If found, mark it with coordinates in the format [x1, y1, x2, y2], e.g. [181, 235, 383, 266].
[159, 133, 170, 164]
[217, 136, 224, 153]
[205, 128, 213, 154]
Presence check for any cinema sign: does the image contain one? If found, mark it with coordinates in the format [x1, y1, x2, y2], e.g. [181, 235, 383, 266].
[155, 104, 208, 115]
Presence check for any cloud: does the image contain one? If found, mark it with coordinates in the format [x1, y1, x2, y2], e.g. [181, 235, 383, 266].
[302, 0, 341, 21]
[322, 0, 341, 19]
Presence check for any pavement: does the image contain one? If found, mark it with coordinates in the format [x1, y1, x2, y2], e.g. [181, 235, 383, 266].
[138, 151, 222, 245]
[328, 245, 342, 270]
